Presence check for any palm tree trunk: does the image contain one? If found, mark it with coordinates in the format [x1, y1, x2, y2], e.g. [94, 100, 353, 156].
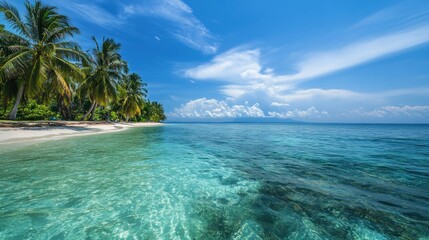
[82, 102, 96, 121]
[62, 95, 73, 121]
[68, 102, 74, 120]
[89, 104, 97, 121]
[58, 96, 66, 120]
[8, 83, 24, 120]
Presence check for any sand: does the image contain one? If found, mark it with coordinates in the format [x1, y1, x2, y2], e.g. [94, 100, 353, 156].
[0, 122, 162, 146]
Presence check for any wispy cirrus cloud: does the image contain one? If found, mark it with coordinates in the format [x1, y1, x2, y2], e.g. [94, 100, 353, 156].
[123, 0, 218, 54]
[52, 1, 124, 28]
[283, 25, 429, 82]
[352, 0, 429, 30]
[48, 0, 217, 53]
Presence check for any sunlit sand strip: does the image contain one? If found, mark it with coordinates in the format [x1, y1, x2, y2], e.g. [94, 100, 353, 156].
[0, 122, 163, 147]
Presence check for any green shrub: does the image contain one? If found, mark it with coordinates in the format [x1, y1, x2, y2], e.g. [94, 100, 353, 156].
[110, 111, 119, 122]
[17, 101, 59, 120]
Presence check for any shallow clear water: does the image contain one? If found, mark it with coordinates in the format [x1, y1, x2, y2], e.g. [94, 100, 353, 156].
[0, 123, 428, 239]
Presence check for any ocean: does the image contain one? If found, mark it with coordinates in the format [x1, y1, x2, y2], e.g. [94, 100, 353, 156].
[0, 123, 428, 239]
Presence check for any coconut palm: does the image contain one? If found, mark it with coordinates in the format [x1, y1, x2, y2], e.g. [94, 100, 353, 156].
[119, 73, 147, 122]
[144, 101, 166, 122]
[0, 0, 85, 119]
[80, 37, 127, 120]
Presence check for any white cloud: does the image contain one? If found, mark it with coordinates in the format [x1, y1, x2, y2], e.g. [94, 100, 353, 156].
[270, 102, 290, 107]
[283, 87, 429, 104]
[268, 107, 329, 119]
[352, 7, 395, 29]
[184, 48, 292, 102]
[283, 88, 363, 102]
[282, 25, 429, 81]
[182, 48, 370, 112]
[350, 105, 429, 118]
[172, 98, 265, 118]
[124, 0, 217, 54]
[185, 24, 429, 86]
[185, 48, 268, 82]
[172, 98, 331, 120]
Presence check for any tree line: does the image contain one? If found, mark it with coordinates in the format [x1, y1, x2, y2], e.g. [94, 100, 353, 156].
[0, 1, 166, 122]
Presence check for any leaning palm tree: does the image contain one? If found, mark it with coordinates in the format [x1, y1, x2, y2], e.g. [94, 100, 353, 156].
[119, 73, 147, 122]
[80, 37, 127, 120]
[0, 1, 85, 119]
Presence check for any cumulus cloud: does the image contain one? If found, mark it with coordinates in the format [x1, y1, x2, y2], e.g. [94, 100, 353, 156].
[184, 48, 269, 82]
[123, 0, 217, 54]
[171, 98, 331, 120]
[184, 48, 296, 102]
[268, 107, 329, 119]
[172, 98, 265, 118]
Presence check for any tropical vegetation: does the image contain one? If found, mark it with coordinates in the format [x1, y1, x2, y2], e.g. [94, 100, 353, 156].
[0, 0, 166, 122]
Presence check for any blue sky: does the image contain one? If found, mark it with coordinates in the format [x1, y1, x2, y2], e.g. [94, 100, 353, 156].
[11, 0, 429, 122]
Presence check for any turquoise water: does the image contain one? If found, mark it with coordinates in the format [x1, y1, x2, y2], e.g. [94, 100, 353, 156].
[0, 123, 428, 239]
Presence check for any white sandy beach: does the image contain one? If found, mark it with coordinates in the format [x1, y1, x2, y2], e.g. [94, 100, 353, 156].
[0, 122, 162, 146]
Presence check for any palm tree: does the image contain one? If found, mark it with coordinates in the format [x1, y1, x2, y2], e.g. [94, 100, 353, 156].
[0, 0, 85, 120]
[145, 101, 166, 122]
[0, 23, 16, 113]
[80, 37, 127, 120]
[119, 73, 147, 122]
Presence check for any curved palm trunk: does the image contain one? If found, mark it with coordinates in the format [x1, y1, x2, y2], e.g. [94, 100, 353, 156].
[82, 101, 96, 121]
[89, 104, 98, 121]
[8, 83, 24, 120]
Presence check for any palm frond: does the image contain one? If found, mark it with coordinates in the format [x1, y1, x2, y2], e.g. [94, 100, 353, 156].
[0, 1, 31, 39]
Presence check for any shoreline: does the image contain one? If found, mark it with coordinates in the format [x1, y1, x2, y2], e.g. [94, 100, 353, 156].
[0, 122, 162, 146]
